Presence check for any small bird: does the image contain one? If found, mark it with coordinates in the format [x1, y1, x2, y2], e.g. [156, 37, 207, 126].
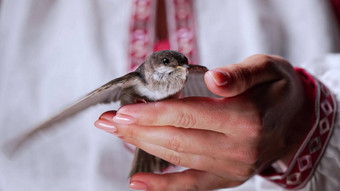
[3, 50, 217, 176]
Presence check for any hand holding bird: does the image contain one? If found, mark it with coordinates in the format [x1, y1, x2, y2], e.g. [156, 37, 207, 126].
[95, 54, 314, 190]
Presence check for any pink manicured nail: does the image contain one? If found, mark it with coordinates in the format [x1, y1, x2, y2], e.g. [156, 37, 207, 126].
[208, 70, 230, 86]
[98, 111, 116, 121]
[113, 114, 135, 124]
[94, 119, 117, 133]
[129, 180, 148, 190]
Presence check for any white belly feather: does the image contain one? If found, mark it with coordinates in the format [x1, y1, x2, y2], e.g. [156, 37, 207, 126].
[136, 85, 176, 100]
[136, 66, 188, 101]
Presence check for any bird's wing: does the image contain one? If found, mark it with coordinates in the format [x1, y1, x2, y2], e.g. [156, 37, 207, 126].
[182, 65, 221, 98]
[3, 72, 140, 156]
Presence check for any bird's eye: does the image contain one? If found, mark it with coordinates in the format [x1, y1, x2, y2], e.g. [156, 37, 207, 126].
[162, 58, 170, 65]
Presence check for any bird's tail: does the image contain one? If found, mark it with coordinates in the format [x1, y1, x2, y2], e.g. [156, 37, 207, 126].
[129, 148, 171, 177]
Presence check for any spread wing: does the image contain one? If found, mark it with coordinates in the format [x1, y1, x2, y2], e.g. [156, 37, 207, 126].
[3, 72, 140, 156]
[182, 65, 220, 98]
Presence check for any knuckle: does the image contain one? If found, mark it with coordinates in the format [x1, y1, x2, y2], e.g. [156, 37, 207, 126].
[246, 54, 279, 74]
[248, 127, 262, 140]
[249, 54, 274, 66]
[245, 150, 259, 164]
[167, 135, 183, 152]
[255, 54, 272, 62]
[175, 112, 196, 128]
[249, 54, 292, 77]
[234, 166, 256, 181]
[247, 118, 263, 138]
[248, 53, 268, 60]
[165, 152, 181, 166]
[239, 110, 263, 139]
[246, 152, 259, 165]
[238, 148, 259, 165]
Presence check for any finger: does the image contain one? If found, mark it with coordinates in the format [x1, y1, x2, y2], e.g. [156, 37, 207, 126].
[113, 97, 259, 133]
[130, 169, 245, 191]
[204, 54, 291, 97]
[115, 122, 258, 162]
[94, 111, 118, 133]
[119, 124, 226, 155]
[98, 110, 116, 120]
[118, 130, 257, 178]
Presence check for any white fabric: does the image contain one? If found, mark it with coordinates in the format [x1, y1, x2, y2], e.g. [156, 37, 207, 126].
[0, 0, 339, 190]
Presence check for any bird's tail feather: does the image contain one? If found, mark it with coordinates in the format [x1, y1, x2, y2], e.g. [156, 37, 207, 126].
[129, 148, 171, 177]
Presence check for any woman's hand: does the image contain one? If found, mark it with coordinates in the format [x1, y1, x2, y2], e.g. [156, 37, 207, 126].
[95, 54, 314, 191]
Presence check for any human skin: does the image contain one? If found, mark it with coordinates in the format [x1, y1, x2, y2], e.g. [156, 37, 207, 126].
[94, 54, 314, 190]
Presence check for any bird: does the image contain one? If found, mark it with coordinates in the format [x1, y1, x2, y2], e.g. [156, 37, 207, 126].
[2, 50, 218, 177]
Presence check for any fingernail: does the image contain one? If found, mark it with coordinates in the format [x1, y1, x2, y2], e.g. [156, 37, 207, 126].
[94, 119, 117, 133]
[208, 70, 230, 86]
[98, 111, 116, 121]
[135, 99, 147, 104]
[129, 180, 148, 190]
[113, 114, 135, 124]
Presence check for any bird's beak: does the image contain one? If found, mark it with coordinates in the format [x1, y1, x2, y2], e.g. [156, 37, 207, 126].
[176, 64, 189, 69]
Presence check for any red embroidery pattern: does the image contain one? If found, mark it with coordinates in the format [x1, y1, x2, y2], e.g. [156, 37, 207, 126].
[128, 0, 199, 71]
[261, 68, 338, 189]
[128, 0, 156, 71]
[166, 0, 199, 65]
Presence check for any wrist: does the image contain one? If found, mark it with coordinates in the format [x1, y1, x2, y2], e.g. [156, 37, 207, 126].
[280, 68, 316, 166]
[260, 68, 338, 189]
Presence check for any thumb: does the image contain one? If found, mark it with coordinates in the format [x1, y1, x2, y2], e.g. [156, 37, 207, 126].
[204, 54, 290, 97]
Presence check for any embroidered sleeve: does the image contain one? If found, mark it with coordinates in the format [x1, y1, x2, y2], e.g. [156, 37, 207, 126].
[259, 68, 338, 190]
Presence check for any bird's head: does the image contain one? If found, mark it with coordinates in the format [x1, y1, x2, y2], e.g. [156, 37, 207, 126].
[144, 50, 190, 82]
